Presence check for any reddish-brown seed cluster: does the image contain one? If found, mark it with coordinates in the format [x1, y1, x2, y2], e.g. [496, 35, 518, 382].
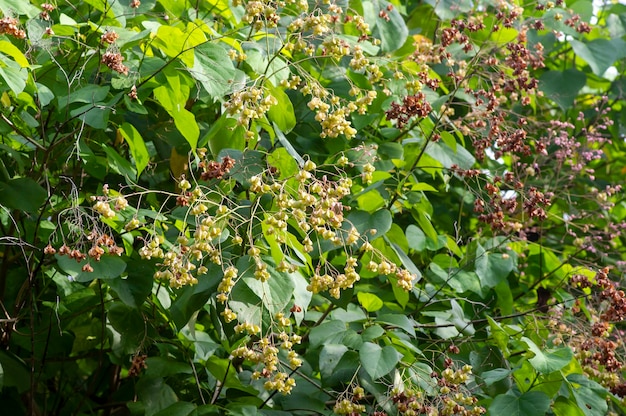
[130, 0, 141, 8]
[386, 93, 433, 128]
[199, 155, 236, 180]
[0, 16, 26, 39]
[523, 187, 551, 220]
[101, 51, 129, 75]
[569, 268, 626, 391]
[565, 14, 592, 34]
[128, 354, 148, 377]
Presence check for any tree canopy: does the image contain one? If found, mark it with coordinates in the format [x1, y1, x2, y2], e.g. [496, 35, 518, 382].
[1, 0, 626, 415]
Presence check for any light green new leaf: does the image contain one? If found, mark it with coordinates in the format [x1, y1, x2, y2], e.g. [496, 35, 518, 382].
[118, 123, 150, 177]
[153, 85, 199, 150]
[522, 337, 573, 374]
[489, 391, 551, 416]
[0, 63, 27, 95]
[0, 0, 40, 17]
[360, 342, 402, 380]
[357, 292, 384, 312]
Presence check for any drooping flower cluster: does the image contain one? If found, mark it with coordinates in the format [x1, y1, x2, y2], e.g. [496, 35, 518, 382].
[0, 16, 26, 39]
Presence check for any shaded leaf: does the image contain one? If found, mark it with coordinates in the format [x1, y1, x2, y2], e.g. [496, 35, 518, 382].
[489, 391, 551, 416]
[0, 177, 46, 213]
[539, 69, 587, 110]
[360, 342, 402, 379]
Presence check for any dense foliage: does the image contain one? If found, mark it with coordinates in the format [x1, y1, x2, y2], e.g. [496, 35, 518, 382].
[2, 0, 626, 414]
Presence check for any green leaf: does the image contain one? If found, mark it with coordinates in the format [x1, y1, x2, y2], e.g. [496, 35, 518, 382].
[319, 344, 349, 379]
[107, 301, 147, 352]
[309, 320, 347, 348]
[552, 397, 585, 416]
[0, 0, 40, 17]
[102, 143, 137, 180]
[474, 242, 514, 289]
[145, 357, 192, 378]
[376, 314, 416, 337]
[488, 317, 510, 357]
[153, 83, 199, 151]
[539, 69, 587, 110]
[481, 368, 511, 386]
[359, 342, 402, 379]
[153, 402, 196, 416]
[357, 292, 384, 312]
[371, 0, 409, 53]
[570, 38, 626, 77]
[267, 84, 296, 133]
[346, 209, 392, 241]
[136, 377, 179, 416]
[426, 0, 473, 19]
[567, 374, 608, 416]
[119, 123, 150, 177]
[489, 391, 551, 416]
[56, 254, 127, 283]
[237, 258, 295, 315]
[107, 260, 154, 308]
[522, 337, 573, 374]
[192, 43, 240, 99]
[0, 351, 29, 393]
[0, 177, 46, 213]
[387, 240, 422, 283]
[201, 115, 245, 156]
[0, 62, 27, 94]
[424, 140, 475, 170]
[274, 122, 304, 167]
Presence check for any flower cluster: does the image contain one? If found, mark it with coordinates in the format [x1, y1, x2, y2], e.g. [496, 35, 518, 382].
[231, 330, 303, 394]
[45, 230, 124, 273]
[0, 16, 26, 39]
[224, 87, 278, 129]
[379, 364, 484, 416]
[101, 30, 119, 44]
[102, 51, 129, 75]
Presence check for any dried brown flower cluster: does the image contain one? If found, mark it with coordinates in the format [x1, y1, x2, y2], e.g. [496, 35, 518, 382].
[568, 268, 626, 396]
[0, 16, 26, 39]
[101, 51, 129, 75]
[40, 3, 55, 20]
[386, 92, 433, 128]
[45, 231, 124, 273]
[128, 354, 148, 377]
[198, 155, 236, 180]
[101, 30, 119, 44]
